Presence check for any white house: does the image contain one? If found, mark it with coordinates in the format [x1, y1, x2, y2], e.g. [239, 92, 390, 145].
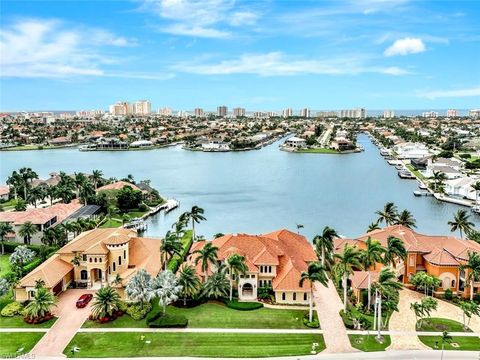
[444, 177, 477, 201]
[283, 136, 307, 149]
[201, 139, 230, 151]
[393, 142, 431, 159]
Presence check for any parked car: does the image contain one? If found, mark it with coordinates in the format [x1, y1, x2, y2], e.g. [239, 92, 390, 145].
[76, 294, 93, 308]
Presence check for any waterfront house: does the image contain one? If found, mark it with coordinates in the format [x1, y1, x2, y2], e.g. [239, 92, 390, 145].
[0, 201, 82, 244]
[96, 181, 142, 193]
[187, 229, 317, 305]
[444, 177, 477, 201]
[335, 225, 480, 299]
[283, 136, 307, 149]
[393, 142, 430, 159]
[0, 185, 10, 201]
[15, 228, 162, 301]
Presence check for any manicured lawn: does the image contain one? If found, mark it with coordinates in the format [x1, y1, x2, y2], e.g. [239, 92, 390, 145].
[0, 254, 11, 277]
[297, 148, 340, 154]
[406, 165, 426, 180]
[417, 317, 472, 332]
[349, 334, 391, 352]
[0, 316, 57, 328]
[65, 332, 325, 358]
[2, 145, 56, 151]
[0, 332, 45, 354]
[83, 302, 310, 329]
[419, 335, 480, 351]
[99, 218, 123, 228]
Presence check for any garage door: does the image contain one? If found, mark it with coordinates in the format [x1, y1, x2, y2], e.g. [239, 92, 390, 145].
[52, 280, 63, 295]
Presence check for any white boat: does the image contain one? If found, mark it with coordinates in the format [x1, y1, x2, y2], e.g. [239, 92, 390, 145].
[418, 182, 428, 190]
[472, 205, 480, 214]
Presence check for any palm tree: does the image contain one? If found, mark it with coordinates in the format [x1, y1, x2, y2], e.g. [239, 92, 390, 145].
[181, 206, 206, 241]
[334, 244, 363, 310]
[161, 231, 183, 270]
[440, 331, 453, 360]
[313, 226, 338, 267]
[91, 286, 121, 320]
[431, 170, 447, 193]
[460, 252, 480, 300]
[74, 172, 87, 197]
[91, 170, 103, 189]
[193, 242, 218, 281]
[27, 186, 45, 208]
[112, 274, 123, 286]
[46, 185, 57, 206]
[375, 202, 398, 226]
[6, 170, 22, 200]
[226, 254, 248, 301]
[201, 269, 229, 300]
[383, 236, 407, 268]
[19, 167, 38, 200]
[177, 264, 201, 305]
[0, 222, 14, 254]
[448, 210, 474, 239]
[125, 269, 152, 307]
[396, 209, 417, 228]
[367, 221, 381, 232]
[19, 221, 38, 245]
[23, 287, 57, 321]
[300, 262, 328, 322]
[360, 237, 385, 309]
[79, 182, 95, 205]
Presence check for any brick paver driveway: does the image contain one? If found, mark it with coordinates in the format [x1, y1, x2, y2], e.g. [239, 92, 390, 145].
[313, 280, 357, 353]
[30, 289, 95, 357]
[387, 288, 480, 351]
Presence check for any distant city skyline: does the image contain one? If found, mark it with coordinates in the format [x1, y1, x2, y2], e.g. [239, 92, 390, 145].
[1, 1, 479, 110]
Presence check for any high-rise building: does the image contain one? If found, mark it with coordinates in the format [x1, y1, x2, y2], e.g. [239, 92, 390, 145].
[109, 102, 133, 116]
[300, 108, 310, 118]
[470, 109, 480, 119]
[157, 107, 172, 116]
[217, 106, 228, 117]
[233, 107, 245, 118]
[383, 110, 395, 119]
[134, 100, 151, 116]
[194, 108, 204, 117]
[316, 111, 337, 117]
[339, 108, 366, 119]
[422, 111, 438, 118]
[282, 108, 293, 118]
[447, 109, 459, 117]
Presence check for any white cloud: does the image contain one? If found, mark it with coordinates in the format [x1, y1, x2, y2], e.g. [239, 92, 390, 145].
[173, 52, 409, 76]
[0, 18, 171, 80]
[384, 37, 426, 56]
[142, 0, 258, 38]
[417, 87, 480, 99]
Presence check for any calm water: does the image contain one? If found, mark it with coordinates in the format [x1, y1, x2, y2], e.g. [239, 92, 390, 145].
[1, 135, 478, 239]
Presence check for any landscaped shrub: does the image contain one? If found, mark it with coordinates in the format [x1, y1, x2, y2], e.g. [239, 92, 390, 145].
[303, 312, 320, 328]
[22, 258, 43, 274]
[444, 288, 453, 300]
[147, 313, 188, 328]
[224, 300, 264, 311]
[118, 301, 129, 312]
[339, 309, 355, 329]
[1, 301, 23, 317]
[474, 293, 480, 304]
[127, 303, 152, 320]
[138, 203, 149, 212]
[460, 153, 471, 159]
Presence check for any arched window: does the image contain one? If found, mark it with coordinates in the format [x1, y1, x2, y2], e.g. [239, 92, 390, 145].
[451, 279, 456, 288]
[94, 258, 97, 263]
[113, 262, 116, 272]
[118, 256, 122, 266]
[124, 250, 126, 259]
[304, 293, 308, 301]
[80, 270, 88, 280]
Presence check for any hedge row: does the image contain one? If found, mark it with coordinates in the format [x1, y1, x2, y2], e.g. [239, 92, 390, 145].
[223, 300, 264, 311]
[146, 299, 188, 328]
[167, 230, 193, 273]
[1, 241, 56, 254]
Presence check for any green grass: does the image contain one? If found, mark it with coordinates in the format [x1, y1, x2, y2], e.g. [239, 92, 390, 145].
[417, 318, 472, 332]
[1, 145, 56, 151]
[406, 165, 426, 180]
[0, 254, 11, 277]
[0, 198, 19, 211]
[349, 334, 391, 352]
[297, 148, 340, 154]
[418, 335, 480, 351]
[0, 316, 57, 328]
[0, 332, 45, 355]
[99, 218, 123, 228]
[83, 302, 309, 329]
[65, 332, 325, 358]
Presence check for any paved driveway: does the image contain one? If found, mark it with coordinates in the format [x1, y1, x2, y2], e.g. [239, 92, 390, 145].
[30, 289, 95, 357]
[313, 280, 357, 353]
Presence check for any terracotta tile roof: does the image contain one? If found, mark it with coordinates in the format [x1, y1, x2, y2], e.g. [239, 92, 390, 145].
[0, 200, 82, 225]
[423, 249, 460, 266]
[120, 236, 162, 284]
[0, 185, 10, 197]
[58, 228, 136, 254]
[19, 254, 73, 288]
[188, 229, 316, 291]
[96, 181, 141, 192]
[350, 271, 380, 290]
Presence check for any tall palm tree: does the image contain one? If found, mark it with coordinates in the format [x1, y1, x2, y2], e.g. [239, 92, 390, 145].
[448, 210, 474, 239]
[74, 172, 87, 197]
[375, 202, 398, 226]
[201, 269, 229, 300]
[27, 186, 45, 208]
[177, 264, 201, 305]
[396, 209, 417, 228]
[226, 254, 248, 300]
[161, 231, 183, 270]
[79, 182, 95, 205]
[182, 206, 206, 241]
[383, 236, 407, 268]
[193, 242, 218, 281]
[0, 222, 14, 254]
[460, 252, 480, 300]
[360, 237, 385, 309]
[334, 244, 363, 310]
[91, 286, 121, 320]
[299, 262, 328, 322]
[431, 170, 447, 193]
[46, 185, 58, 206]
[6, 171, 22, 200]
[367, 221, 381, 232]
[19, 167, 38, 200]
[23, 287, 57, 321]
[19, 221, 38, 245]
[313, 226, 338, 266]
[91, 170, 103, 189]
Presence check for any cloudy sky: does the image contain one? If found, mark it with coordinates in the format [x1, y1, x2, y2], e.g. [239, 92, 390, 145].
[1, 0, 479, 111]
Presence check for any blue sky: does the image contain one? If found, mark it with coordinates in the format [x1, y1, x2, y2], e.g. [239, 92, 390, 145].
[1, 0, 479, 111]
